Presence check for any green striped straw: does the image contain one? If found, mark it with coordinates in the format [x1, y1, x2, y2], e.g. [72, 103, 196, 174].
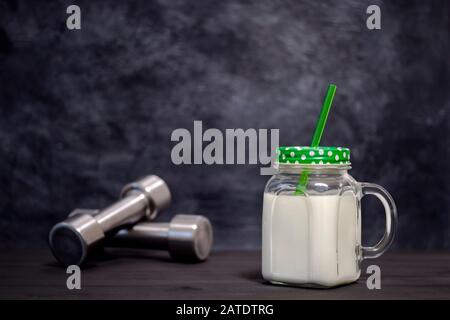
[294, 84, 337, 195]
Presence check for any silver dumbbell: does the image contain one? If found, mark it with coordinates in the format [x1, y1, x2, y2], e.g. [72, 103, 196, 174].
[49, 175, 171, 266]
[106, 214, 213, 261]
[67, 210, 213, 262]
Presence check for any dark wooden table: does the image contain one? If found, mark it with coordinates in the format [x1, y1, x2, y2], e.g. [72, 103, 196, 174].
[0, 249, 449, 299]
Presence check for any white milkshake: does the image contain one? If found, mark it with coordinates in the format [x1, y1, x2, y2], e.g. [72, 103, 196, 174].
[262, 192, 361, 287]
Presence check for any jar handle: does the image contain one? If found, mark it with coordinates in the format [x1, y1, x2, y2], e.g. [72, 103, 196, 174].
[360, 182, 398, 260]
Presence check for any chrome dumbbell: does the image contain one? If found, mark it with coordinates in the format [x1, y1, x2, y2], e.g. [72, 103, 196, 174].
[49, 175, 171, 266]
[67, 210, 213, 262]
[106, 214, 213, 261]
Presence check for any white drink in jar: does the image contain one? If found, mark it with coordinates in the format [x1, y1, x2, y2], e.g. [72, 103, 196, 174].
[262, 192, 361, 287]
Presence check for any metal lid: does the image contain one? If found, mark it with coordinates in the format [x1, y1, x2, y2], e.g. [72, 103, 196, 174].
[277, 146, 351, 165]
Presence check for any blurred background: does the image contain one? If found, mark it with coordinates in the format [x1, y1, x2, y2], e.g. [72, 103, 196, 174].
[0, 0, 449, 250]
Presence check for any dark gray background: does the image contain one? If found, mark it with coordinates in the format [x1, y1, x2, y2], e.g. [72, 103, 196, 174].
[0, 0, 449, 250]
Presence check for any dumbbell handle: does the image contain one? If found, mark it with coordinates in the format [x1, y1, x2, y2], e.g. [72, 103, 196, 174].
[95, 191, 148, 231]
[106, 223, 171, 250]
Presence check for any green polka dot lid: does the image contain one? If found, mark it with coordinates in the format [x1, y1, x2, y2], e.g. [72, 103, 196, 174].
[277, 146, 350, 165]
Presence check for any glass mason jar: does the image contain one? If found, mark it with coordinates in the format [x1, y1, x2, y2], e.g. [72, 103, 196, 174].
[262, 146, 397, 288]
